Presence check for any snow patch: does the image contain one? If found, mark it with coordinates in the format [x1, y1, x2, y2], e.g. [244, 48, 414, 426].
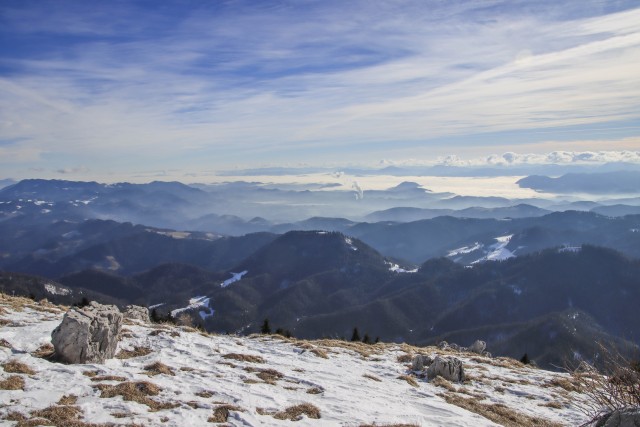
[171, 296, 212, 318]
[344, 237, 357, 251]
[447, 242, 483, 257]
[221, 270, 248, 288]
[43, 283, 71, 296]
[559, 245, 581, 253]
[472, 234, 515, 264]
[385, 261, 418, 273]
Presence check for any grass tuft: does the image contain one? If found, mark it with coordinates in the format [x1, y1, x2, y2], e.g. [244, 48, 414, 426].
[208, 404, 244, 423]
[96, 381, 178, 412]
[2, 360, 36, 375]
[397, 375, 419, 387]
[144, 361, 175, 376]
[0, 375, 25, 390]
[273, 403, 321, 421]
[116, 346, 153, 359]
[363, 373, 382, 382]
[222, 353, 265, 364]
[57, 394, 78, 405]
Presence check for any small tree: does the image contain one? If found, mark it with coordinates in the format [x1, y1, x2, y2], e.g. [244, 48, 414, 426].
[362, 333, 371, 344]
[351, 327, 360, 342]
[520, 353, 530, 365]
[261, 318, 271, 334]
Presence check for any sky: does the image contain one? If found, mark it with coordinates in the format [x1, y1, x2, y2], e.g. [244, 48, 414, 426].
[1, 0, 640, 182]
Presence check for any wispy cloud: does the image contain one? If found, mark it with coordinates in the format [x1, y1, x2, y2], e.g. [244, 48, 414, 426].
[0, 0, 639, 180]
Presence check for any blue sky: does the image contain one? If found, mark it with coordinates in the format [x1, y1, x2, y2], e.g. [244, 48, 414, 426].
[1, 0, 639, 182]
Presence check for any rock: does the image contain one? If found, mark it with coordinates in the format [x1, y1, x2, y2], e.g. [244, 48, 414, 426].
[123, 305, 150, 323]
[51, 301, 122, 364]
[594, 407, 640, 427]
[468, 340, 486, 354]
[411, 354, 433, 371]
[427, 356, 465, 383]
[438, 341, 449, 350]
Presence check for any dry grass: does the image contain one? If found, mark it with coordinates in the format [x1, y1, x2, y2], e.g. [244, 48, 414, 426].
[538, 401, 564, 409]
[58, 394, 79, 405]
[82, 370, 99, 378]
[196, 390, 214, 398]
[144, 361, 175, 376]
[360, 424, 420, 427]
[272, 403, 321, 421]
[180, 366, 196, 372]
[431, 376, 457, 392]
[396, 353, 413, 363]
[0, 338, 12, 348]
[222, 353, 265, 364]
[208, 404, 244, 423]
[116, 346, 153, 359]
[0, 375, 25, 390]
[363, 373, 382, 382]
[441, 393, 563, 427]
[31, 343, 55, 359]
[31, 405, 83, 424]
[312, 339, 379, 358]
[306, 386, 324, 394]
[310, 348, 329, 359]
[95, 381, 178, 412]
[2, 360, 36, 375]
[397, 374, 419, 387]
[90, 375, 128, 382]
[544, 376, 581, 393]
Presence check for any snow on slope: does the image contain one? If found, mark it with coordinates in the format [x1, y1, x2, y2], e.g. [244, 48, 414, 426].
[221, 271, 248, 288]
[472, 234, 515, 264]
[171, 296, 213, 320]
[0, 294, 590, 426]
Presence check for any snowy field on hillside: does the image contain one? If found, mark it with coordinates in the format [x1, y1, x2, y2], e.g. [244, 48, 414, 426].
[0, 294, 592, 426]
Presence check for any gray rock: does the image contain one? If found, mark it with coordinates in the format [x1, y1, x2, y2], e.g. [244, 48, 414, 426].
[51, 302, 122, 364]
[595, 407, 640, 427]
[468, 340, 486, 354]
[123, 305, 150, 323]
[427, 356, 465, 383]
[411, 354, 433, 371]
[438, 341, 449, 350]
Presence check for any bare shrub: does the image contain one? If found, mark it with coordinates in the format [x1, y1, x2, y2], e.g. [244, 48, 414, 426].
[0, 375, 25, 390]
[2, 360, 36, 375]
[222, 353, 265, 364]
[571, 345, 640, 423]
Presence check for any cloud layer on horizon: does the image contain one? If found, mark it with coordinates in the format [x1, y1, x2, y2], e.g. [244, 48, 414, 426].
[0, 0, 639, 179]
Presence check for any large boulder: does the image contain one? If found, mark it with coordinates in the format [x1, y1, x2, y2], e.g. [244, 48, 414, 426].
[51, 302, 122, 364]
[123, 305, 150, 323]
[411, 354, 433, 371]
[595, 407, 640, 427]
[427, 356, 465, 383]
[468, 340, 486, 354]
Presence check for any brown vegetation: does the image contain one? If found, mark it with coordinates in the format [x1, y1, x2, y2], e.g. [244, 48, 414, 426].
[397, 375, 418, 387]
[95, 381, 178, 411]
[32, 343, 55, 359]
[0, 375, 25, 390]
[272, 403, 321, 421]
[116, 346, 153, 359]
[208, 404, 244, 423]
[2, 360, 36, 375]
[222, 353, 265, 364]
[58, 395, 78, 405]
[144, 361, 175, 376]
[362, 373, 382, 382]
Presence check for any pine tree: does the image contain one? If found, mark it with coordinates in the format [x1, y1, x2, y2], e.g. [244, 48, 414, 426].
[362, 333, 371, 344]
[261, 318, 271, 334]
[351, 327, 360, 342]
[374, 336, 380, 343]
[520, 353, 530, 365]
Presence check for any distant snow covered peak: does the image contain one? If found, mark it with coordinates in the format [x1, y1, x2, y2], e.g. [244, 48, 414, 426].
[221, 270, 248, 288]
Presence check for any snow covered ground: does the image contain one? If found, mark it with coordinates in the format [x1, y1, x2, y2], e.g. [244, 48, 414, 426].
[221, 271, 248, 288]
[0, 294, 591, 426]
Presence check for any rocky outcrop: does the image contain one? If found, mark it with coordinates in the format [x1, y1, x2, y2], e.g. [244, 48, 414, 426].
[426, 356, 465, 383]
[51, 302, 122, 364]
[468, 340, 486, 354]
[411, 354, 433, 371]
[123, 305, 150, 323]
[594, 407, 640, 427]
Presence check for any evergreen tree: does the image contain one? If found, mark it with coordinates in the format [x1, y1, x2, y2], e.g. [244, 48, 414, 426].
[362, 333, 371, 344]
[351, 327, 360, 342]
[374, 336, 380, 343]
[261, 318, 271, 334]
[520, 353, 530, 365]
